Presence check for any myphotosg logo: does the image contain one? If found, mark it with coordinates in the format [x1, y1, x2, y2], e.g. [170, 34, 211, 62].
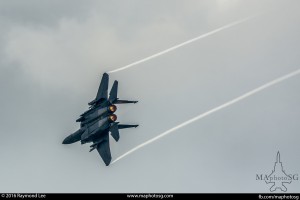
[256, 151, 298, 192]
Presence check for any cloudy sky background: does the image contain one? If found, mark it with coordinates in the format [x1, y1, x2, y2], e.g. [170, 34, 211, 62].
[0, 0, 299, 192]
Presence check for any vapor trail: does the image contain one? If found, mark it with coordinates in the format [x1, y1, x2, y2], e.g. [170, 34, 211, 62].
[108, 15, 258, 74]
[112, 68, 300, 164]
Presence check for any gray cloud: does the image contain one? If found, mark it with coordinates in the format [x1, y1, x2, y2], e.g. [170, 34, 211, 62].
[0, 0, 95, 26]
[0, 0, 299, 192]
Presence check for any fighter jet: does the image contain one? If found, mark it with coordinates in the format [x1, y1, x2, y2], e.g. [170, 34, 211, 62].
[62, 73, 138, 166]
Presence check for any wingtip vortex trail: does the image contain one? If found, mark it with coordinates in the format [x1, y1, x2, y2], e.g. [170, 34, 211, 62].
[107, 14, 261, 74]
[112, 68, 300, 164]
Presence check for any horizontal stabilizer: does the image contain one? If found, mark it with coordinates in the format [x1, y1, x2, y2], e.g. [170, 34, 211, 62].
[114, 100, 138, 104]
[118, 124, 139, 129]
[110, 122, 120, 142]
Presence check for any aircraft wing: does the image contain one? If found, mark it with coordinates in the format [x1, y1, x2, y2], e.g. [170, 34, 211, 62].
[96, 133, 112, 166]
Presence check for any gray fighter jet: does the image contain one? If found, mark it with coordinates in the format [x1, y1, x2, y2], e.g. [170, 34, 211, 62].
[62, 73, 138, 166]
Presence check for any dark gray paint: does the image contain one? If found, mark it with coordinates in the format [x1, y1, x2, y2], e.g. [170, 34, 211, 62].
[62, 73, 138, 166]
[0, 0, 299, 193]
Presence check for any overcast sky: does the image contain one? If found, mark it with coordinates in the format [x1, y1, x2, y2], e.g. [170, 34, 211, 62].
[0, 0, 299, 193]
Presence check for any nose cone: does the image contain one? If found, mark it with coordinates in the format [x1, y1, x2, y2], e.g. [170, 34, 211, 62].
[62, 129, 84, 144]
[62, 135, 73, 144]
